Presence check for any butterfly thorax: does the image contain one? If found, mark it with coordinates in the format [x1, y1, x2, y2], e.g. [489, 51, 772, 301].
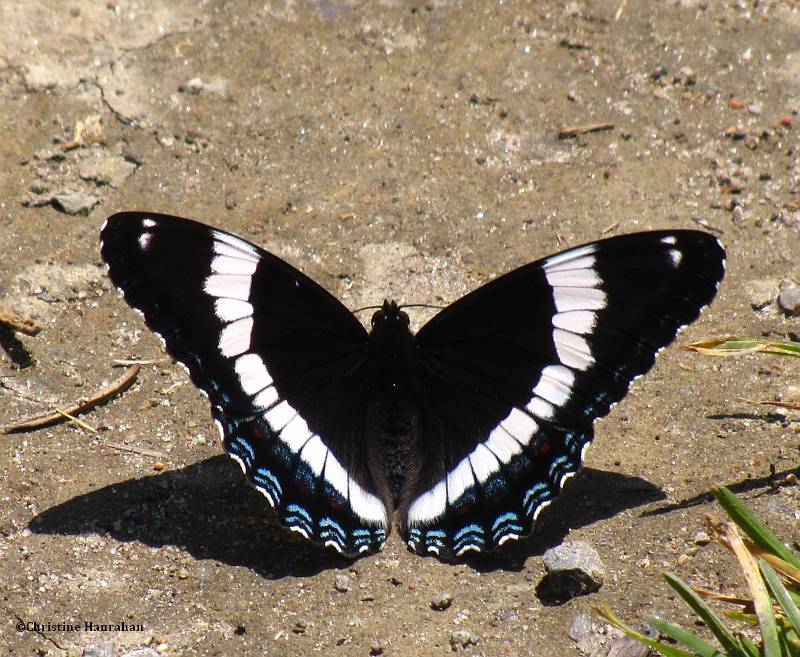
[366, 300, 422, 508]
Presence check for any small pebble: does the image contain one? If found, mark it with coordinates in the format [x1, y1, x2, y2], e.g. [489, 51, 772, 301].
[450, 630, 479, 651]
[677, 553, 692, 566]
[568, 612, 605, 655]
[53, 189, 100, 215]
[602, 635, 652, 657]
[369, 639, 384, 655]
[179, 77, 204, 95]
[748, 279, 778, 310]
[335, 573, 350, 592]
[747, 101, 763, 115]
[650, 65, 668, 80]
[540, 541, 605, 600]
[121, 649, 159, 657]
[674, 66, 696, 86]
[83, 644, 115, 657]
[778, 281, 800, 316]
[693, 531, 711, 545]
[431, 592, 453, 611]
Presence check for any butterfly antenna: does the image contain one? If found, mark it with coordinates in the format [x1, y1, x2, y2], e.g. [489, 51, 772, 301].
[351, 303, 443, 314]
[399, 303, 443, 310]
[352, 304, 383, 314]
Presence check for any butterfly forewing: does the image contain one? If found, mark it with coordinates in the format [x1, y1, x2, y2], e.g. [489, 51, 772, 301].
[101, 212, 389, 556]
[403, 231, 725, 558]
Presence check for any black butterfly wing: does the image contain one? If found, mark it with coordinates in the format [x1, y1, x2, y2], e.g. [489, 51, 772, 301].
[101, 212, 389, 556]
[402, 231, 725, 558]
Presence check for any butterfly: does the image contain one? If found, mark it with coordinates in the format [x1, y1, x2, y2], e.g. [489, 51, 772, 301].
[100, 212, 725, 560]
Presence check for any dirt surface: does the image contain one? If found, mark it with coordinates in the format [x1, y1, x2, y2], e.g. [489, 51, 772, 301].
[2, 1, 800, 655]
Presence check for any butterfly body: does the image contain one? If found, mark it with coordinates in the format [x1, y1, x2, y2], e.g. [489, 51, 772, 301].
[101, 212, 725, 560]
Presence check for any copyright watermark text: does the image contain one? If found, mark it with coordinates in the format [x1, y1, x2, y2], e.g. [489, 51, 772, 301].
[16, 620, 144, 633]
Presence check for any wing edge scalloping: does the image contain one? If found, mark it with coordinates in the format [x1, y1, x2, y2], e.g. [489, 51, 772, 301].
[216, 414, 390, 556]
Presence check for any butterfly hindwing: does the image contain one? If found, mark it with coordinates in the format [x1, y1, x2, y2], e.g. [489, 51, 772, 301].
[101, 212, 389, 556]
[402, 231, 725, 558]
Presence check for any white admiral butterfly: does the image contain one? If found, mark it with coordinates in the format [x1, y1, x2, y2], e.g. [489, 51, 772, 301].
[101, 212, 725, 560]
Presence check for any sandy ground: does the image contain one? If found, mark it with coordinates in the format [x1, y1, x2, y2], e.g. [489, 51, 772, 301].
[1, 1, 800, 655]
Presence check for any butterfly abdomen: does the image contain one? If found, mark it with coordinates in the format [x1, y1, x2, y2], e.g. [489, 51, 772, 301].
[365, 300, 426, 508]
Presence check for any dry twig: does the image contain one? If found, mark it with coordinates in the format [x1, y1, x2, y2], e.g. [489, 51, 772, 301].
[2, 365, 140, 434]
[557, 122, 614, 139]
[0, 305, 42, 336]
[100, 441, 165, 458]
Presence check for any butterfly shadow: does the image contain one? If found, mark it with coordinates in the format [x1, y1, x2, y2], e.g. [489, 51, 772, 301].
[29, 460, 665, 576]
[0, 326, 34, 369]
[641, 465, 800, 518]
[443, 468, 666, 573]
[28, 455, 352, 579]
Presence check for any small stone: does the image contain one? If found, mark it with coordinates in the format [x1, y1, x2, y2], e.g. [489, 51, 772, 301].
[603, 635, 652, 657]
[79, 155, 136, 188]
[677, 553, 692, 566]
[723, 126, 747, 140]
[693, 531, 711, 545]
[179, 77, 205, 95]
[369, 639, 384, 655]
[493, 607, 517, 623]
[778, 281, 800, 316]
[82, 644, 115, 657]
[747, 101, 763, 115]
[732, 205, 745, 224]
[121, 649, 159, 657]
[450, 630, 479, 651]
[53, 189, 100, 215]
[292, 621, 307, 634]
[748, 279, 778, 310]
[650, 64, 668, 80]
[178, 77, 229, 96]
[430, 592, 453, 610]
[335, 573, 350, 592]
[539, 541, 605, 600]
[674, 66, 696, 86]
[728, 98, 746, 110]
[23, 63, 61, 90]
[568, 612, 604, 655]
[727, 177, 746, 193]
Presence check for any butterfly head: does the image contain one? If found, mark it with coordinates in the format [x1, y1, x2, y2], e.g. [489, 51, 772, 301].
[370, 299, 410, 329]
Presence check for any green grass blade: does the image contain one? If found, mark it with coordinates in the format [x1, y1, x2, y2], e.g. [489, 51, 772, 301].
[594, 606, 696, 657]
[762, 560, 800, 633]
[782, 629, 800, 657]
[712, 487, 800, 570]
[646, 616, 722, 657]
[686, 336, 800, 357]
[664, 572, 748, 656]
[737, 633, 761, 657]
